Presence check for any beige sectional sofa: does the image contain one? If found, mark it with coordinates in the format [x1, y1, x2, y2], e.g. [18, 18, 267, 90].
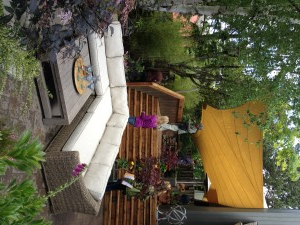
[42, 21, 129, 215]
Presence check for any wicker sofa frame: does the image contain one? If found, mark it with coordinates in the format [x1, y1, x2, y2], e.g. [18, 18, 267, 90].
[42, 96, 102, 215]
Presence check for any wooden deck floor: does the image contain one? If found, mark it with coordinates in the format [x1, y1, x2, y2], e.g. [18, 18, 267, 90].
[103, 86, 162, 225]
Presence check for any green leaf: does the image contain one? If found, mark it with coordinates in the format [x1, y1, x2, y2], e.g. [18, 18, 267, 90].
[7, 179, 17, 190]
[14, 131, 30, 150]
[0, 14, 13, 25]
[4, 6, 14, 14]
[0, 160, 7, 175]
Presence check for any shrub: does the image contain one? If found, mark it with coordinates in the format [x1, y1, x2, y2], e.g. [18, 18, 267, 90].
[0, 2, 40, 105]
[116, 157, 163, 199]
[0, 127, 88, 225]
[128, 11, 192, 64]
[0, 129, 49, 225]
[166, 74, 202, 113]
[0, 0, 120, 61]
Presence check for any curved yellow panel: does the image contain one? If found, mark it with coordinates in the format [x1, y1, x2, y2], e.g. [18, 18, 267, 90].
[194, 102, 264, 208]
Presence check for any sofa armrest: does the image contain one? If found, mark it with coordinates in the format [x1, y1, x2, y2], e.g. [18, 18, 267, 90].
[42, 151, 101, 215]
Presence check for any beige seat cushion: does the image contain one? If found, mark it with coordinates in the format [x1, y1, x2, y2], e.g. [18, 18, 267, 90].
[107, 113, 128, 129]
[110, 86, 129, 116]
[62, 91, 112, 165]
[101, 126, 125, 146]
[91, 142, 119, 168]
[84, 164, 112, 201]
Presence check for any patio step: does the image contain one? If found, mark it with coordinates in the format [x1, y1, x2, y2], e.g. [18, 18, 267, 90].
[103, 87, 160, 225]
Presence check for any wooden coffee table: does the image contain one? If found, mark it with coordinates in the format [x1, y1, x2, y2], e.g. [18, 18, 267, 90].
[37, 36, 93, 125]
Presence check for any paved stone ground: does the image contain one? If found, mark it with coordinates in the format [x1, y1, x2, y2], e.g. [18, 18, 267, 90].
[0, 77, 103, 225]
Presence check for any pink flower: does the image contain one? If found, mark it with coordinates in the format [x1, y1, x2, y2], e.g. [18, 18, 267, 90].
[72, 163, 87, 176]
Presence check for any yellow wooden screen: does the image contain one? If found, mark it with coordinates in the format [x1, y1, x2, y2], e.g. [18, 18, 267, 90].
[194, 102, 265, 208]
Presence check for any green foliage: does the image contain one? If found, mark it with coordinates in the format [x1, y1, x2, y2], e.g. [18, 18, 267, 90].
[263, 141, 300, 208]
[166, 74, 202, 114]
[1, 0, 119, 61]
[116, 158, 130, 169]
[124, 52, 145, 73]
[0, 127, 86, 224]
[164, 1, 300, 183]
[0, 131, 45, 175]
[276, 148, 300, 182]
[178, 133, 204, 179]
[0, 2, 40, 102]
[129, 11, 192, 64]
[192, 152, 205, 179]
[0, 128, 50, 225]
[0, 179, 48, 225]
[137, 0, 300, 207]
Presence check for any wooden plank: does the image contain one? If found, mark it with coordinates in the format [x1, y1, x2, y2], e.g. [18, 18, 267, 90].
[116, 191, 123, 225]
[150, 198, 157, 224]
[130, 198, 134, 225]
[104, 86, 163, 225]
[150, 95, 155, 156]
[42, 117, 68, 125]
[123, 196, 127, 225]
[103, 191, 112, 225]
[143, 201, 146, 225]
[124, 87, 131, 159]
[146, 200, 150, 225]
[120, 127, 127, 158]
[130, 89, 138, 161]
[35, 75, 52, 119]
[137, 200, 142, 225]
[144, 93, 149, 158]
[127, 82, 185, 100]
[126, 83, 185, 123]
[111, 191, 117, 225]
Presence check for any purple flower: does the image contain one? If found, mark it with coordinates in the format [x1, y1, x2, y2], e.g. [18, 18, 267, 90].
[72, 163, 87, 176]
[58, 9, 72, 25]
[116, 0, 123, 5]
[72, 170, 79, 176]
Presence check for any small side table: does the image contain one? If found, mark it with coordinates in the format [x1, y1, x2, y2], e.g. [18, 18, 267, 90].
[73, 57, 89, 95]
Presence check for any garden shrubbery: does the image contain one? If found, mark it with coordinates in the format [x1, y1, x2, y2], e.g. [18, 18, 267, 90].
[128, 11, 192, 64]
[0, 125, 87, 225]
[0, 127, 50, 225]
[0, 1, 40, 106]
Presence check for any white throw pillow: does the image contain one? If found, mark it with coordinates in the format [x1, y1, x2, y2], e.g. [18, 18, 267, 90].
[106, 57, 126, 87]
[87, 34, 109, 96]
[104, 21, 124, 58]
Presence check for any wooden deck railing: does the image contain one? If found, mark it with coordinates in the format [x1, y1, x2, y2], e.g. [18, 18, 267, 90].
[103, 87, 162, 225]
